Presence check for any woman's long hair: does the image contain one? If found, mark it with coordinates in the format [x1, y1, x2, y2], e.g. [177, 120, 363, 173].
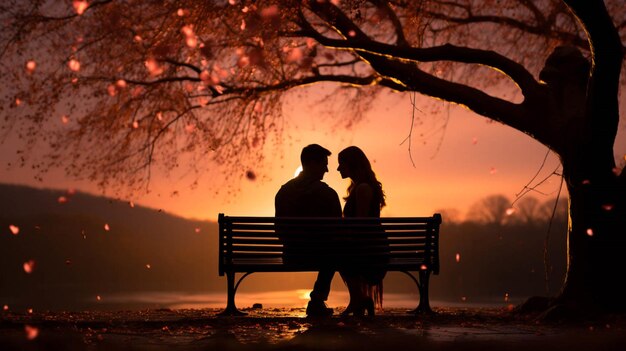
[338, 146, 386, 209]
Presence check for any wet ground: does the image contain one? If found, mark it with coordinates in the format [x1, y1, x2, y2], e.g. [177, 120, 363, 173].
[2, 307, 626, 350]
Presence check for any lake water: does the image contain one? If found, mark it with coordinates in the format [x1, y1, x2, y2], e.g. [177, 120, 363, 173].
[99, 290, 521, 310]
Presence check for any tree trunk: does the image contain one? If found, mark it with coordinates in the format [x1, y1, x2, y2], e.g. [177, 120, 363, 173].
[557, 153, 626, 312]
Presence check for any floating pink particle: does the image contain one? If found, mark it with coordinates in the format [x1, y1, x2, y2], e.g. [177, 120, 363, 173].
[61, 115, 70, 124]
[104, 223, 110, 231]
[471, 137, 478, 145]
[348, 30, 356, 37]
[240, 19, 246, 31]
[65, 259, 72, 265]
[505, 208, 516, 216]
[23, 260, 35, 274]
[504, 293, 509, 302]
[195, 228, 201, 233]
[582, 179, 591, 185]
[28, 308, 33, 314]
[489, 167, 498, 175]
[177, 8, 185, 16]
[96, 295, 101, 301]
[107, 84, 117, 96]
[3, 305, 8, 311]
[132, 121, 139, 129]
[586, 228, 594, 236]
[185, 124, 195, 133]
[455, 253, 460, 263]
[461, 296, 467, 302]
[146, 264, 151, 269]
[25, 325, 39, 340]
[25, 60, 36, 73]
[602, 204, 614, 211]
[14, 98, 22, 106]
[73, 1, 88, 15]
[129, 201, 135, 208]
[58, 196, 68, 204]
[185, 36, 197, 48]
[145, 58, 163, 76]
[134, 35, 143, 42]
[420, 264, 428, 270]
[9, 225, 19, 235]
[68, 59, 81, 72]
[229, 0, 236, 4]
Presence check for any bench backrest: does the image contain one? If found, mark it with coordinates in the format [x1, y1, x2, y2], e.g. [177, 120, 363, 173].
[218, 214, 442, 275]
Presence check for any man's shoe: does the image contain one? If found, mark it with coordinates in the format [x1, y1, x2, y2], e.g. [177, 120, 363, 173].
[306, 301, 333, 317]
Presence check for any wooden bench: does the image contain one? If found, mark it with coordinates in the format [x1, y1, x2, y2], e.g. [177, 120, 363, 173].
[218, 213, 442, 316]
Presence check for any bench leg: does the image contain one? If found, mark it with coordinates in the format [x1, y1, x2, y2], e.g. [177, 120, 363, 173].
[218, 272, 247, 316]
[412, 270, 434, 315]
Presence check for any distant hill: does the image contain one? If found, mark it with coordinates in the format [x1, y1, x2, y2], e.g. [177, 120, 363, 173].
[0, 183, 221, 310]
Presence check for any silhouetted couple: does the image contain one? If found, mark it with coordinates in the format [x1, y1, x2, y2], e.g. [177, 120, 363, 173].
[275, 144, 386, 317]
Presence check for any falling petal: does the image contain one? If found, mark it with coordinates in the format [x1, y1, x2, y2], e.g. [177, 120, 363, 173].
[68, 59, 81, 72]
[57, 196, 68, 204]
[3, 305, 8, 311]
[129, 201, 135, 208]
[602, 204, 614, 211]
[489, 167, 498, 175]
[134, 35, 143, 42]
[96, 295, 101, 301]
[25, 60, 36, 73]
[61, 115, 70, 124]
[505, 208, 515, 216]
[347, 30, 356, 37]
[28, 308, 33, 314]
[65, 259, 72, 265]
[25, 325, 39, 340]
[145, 58, 163, 76]
[116, 79, 127, 89]
[455, 253, 460, 263]
[104, 223, 110, 231]
[461, 296, 467, 302]
[107, 84, 117, 96]
[23, 260, 35, 274]
[229, 0, 236, 4]
[9, 225, 19, 235]
[145, 264, 151, 269]
[471, 137, 478, 145]
[504, 293, 509, 302]
[582, 179, 591, 185]
[15, 98, 22, 106]
[195, 227, 201, 233]
[246, 170, 256, 181]
[420, 264, 427, 270]
[185, 124, 195, 133]
[586, 228, 594, 236]
[73, 1, 88, 15]
[240, 19, 246, 31]
[177, 8, 185, 16]
[132, 121, 139, 129]
[186, 36, 197, 48]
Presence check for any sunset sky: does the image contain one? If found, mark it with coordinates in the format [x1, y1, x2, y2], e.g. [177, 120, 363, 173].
[2, 87, 625, 222]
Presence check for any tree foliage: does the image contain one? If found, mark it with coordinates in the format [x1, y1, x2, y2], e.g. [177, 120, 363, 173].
[1, 0, 623, 191]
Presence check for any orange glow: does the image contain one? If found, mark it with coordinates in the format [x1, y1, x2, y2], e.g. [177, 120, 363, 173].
[25, 325, 39, 340]
[68, 59, 81, 72]
[72, 1, 88, 15]
[23, 260, 35, 274]
[9, 225, 19, 235]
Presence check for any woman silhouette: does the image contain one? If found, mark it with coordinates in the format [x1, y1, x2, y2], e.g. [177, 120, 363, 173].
[337, 146, 387, 316]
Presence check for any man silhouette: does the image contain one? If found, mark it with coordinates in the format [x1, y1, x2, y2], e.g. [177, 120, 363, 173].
[275, 144, 342, 317]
